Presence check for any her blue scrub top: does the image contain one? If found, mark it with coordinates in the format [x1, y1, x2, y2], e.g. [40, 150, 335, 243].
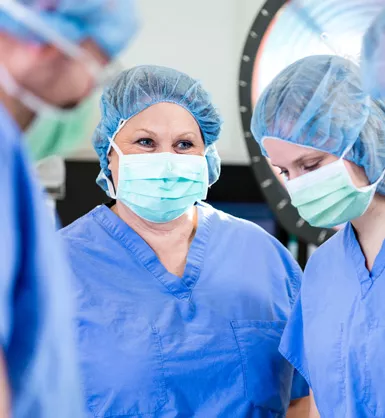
[280, 222, 385, 417]
[0, 103, 84, 417]
[60, 202, 308, 417]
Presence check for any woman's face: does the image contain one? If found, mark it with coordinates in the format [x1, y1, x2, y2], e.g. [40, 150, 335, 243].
[108, 102, 205, 186]
[263, 138, 369, 188]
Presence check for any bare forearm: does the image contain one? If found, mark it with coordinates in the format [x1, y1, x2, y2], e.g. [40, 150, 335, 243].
[0, 351, 9, 418]
[308, 391, 320, 418]
[286, 397, 310, 418]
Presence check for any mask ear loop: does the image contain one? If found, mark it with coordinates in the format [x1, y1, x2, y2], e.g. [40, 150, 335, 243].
[103, 172, 117, 199]
[372, 168, 385, 188]
[358, 169, 385, 216]
[340, 141, 356, 160]
[340, 141, 385, 191]
[104, 119, 128, 198]
[340, 96, 372, 161]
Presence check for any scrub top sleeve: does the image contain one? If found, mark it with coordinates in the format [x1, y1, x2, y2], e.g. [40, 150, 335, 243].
[279, 293, 311, 386]
[290, 369, 309, 400]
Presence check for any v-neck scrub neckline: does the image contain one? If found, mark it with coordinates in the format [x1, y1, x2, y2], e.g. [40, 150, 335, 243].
[344, 222, 385, 297]
[92, 204, 211, 300]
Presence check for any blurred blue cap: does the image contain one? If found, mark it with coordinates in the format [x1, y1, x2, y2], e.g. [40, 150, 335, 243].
[0, 0, 139, 58]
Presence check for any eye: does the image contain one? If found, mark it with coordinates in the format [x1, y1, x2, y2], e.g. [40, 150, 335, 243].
[303, 161, 321, 172]
[136, 138, 154, 148]
[279, 169, 289, 176]
[175, 140, 193, 151]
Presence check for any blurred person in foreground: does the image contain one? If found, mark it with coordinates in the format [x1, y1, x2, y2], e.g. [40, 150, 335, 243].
[0, 0, 138, 416]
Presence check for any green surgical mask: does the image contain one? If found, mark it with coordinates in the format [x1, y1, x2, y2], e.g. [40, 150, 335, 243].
[285, 157, 385, 228]
[25, 96, 97, 162]
[105, 140, 209, 224]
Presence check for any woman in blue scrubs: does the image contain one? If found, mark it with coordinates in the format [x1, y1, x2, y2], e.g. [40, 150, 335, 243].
[60, 65, 309, 417]
[251, 54, 385, 417]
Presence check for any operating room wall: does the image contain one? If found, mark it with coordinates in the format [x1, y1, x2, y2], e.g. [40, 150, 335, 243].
[69, 0, 266, 165]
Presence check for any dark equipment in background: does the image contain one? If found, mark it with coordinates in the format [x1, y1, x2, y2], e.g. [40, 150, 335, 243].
[238, 0, 385, 262]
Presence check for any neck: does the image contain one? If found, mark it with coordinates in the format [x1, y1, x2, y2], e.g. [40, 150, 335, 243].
[0, 86, 35, 131]
[112, 201, 197, 243]
[351, 193, 385, 268]
[352, 194, 385, 239]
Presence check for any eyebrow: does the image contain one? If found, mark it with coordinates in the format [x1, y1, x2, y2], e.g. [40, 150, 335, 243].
[293, 152, 324, 165]
[271, 152, 324, 168]
[134, 129, 197, 138]
[176, 131, 197, 138]
[134, 128, 158, 137]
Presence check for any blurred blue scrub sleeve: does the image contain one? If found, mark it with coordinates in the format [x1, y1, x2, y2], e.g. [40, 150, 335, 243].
[0, 103, 84, 418]
[291, 369, 309, 401]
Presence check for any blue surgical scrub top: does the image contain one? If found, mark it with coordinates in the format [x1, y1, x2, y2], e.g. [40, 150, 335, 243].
[60, 202, 308, 417]
[0, 104, 84, 417]
[280, 222, 385, 417]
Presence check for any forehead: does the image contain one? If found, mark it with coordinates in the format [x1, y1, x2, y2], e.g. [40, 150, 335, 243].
[263, 137, 330, 165]
[123, 102, 200, 130]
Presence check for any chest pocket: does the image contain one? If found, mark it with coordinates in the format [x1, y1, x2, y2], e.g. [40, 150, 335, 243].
[231, 320, 293, 414]
[78, 313, 167, 417]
